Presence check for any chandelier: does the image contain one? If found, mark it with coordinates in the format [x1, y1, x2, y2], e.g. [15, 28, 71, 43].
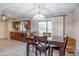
[33, 4, 46, 20]
[33, 13, 45, 20]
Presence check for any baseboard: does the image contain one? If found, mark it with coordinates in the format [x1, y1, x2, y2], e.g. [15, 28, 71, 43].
[0, 38, 8, 39]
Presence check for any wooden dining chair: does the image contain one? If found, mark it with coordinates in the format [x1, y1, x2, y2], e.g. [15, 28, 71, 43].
[26, 33, 35, 55]
[50, 36, 68, 56]
[34, 36, 50, 56]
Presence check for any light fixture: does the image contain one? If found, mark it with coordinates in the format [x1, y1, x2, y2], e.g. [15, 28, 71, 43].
[33, 4, 46, 20]
[1, 15, 8, 22]
[33, 13, 45, 20]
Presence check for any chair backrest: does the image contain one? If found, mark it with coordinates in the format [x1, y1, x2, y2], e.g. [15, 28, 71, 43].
[43, 32, 51, 37]
[34, 36, 47, 42]
[63, 36, 68, 54]
[34, 36, 47, 47]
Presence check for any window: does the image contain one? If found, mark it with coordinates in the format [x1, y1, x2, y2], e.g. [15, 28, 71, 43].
[38, 21, 46, 35]
[52, 17, 63, 37]
[38, 21, 52, 36]
[47, 21, 52, 35]
[38, 16, 64, 37]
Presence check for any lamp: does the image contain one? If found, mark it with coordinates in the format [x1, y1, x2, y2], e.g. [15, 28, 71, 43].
[1, 15, 8, 22]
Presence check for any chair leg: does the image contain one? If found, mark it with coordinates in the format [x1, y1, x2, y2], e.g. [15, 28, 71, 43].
[50, 48, 53, 56]
[35, 50, 38, 56]
[45, 51, 47, 56]
[35, 47, 38, 56]
[40, 52, 41, 56]
[48, 48, 50, 56]
[32, 44, 34, 52]
[59, 49, 65, 56]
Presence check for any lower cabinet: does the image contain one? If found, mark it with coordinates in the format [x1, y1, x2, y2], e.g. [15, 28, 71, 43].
[10, 32, 26, 42]
[10, 32, 20, 41]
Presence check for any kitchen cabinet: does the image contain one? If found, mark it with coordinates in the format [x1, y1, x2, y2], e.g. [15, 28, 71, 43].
[11, 20, 31, 42]
[13, 21, 19, 29]
[13, 20, 31, 31]
[24, 20, 31, 30]
[10, 32, 20, 41]
[10, 32, 27, 42]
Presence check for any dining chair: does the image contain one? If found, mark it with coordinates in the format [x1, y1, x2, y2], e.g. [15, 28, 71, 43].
[50, 36, 68, 56]
[34, 36, 50, 56]
[43, 32, 51, 37]
[26, 32, 35, 54]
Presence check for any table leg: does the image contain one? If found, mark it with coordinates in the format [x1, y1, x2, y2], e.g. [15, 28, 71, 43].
[27, 42, 29, 56]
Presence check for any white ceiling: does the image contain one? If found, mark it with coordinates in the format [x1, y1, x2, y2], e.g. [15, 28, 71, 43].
[0, 3, 78, 20]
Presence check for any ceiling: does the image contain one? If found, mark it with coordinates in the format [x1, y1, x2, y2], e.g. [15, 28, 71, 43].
[0, 3, 78, 20]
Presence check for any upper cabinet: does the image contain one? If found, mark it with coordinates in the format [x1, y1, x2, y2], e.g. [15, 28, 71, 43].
[24, 20, 31, 30]
[13, 21, 19, 29]
[13, 20, 31, 31]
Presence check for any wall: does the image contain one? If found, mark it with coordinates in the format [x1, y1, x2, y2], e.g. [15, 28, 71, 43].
[0, 21, 8, 38]
[7, 19, 13, 39]
[65, 5, 79, 55]
[65, 12, 75, 37]
[0, 18, 13, 39]
[31, 20, 38, 33]
[72, 5, 79, 55]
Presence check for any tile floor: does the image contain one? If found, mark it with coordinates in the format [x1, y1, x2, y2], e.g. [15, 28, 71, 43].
[0, 39, 75, 56]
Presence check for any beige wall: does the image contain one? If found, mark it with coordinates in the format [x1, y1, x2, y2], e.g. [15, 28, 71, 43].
[31, 20, 38, 32]
[7, 19, 13, 39]
[72, 6, 79, 53]
[65, 12, 75, 37]
[65, 5, 79, 55]
[0, 19, 13, 39]
[0, 21, 8, 38]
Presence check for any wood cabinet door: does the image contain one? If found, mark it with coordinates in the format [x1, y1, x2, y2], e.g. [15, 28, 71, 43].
[13, 21, 19, 29]
[24, 20, 31, 30]
[16, 32, 20, 40]
[10, 32, 20, 40]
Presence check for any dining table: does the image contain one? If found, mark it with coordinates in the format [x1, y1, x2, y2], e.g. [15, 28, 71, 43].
[26, 36, 65, 56]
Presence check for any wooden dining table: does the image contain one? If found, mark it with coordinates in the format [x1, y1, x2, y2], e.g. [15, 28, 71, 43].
[26, 36, 65, 56]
